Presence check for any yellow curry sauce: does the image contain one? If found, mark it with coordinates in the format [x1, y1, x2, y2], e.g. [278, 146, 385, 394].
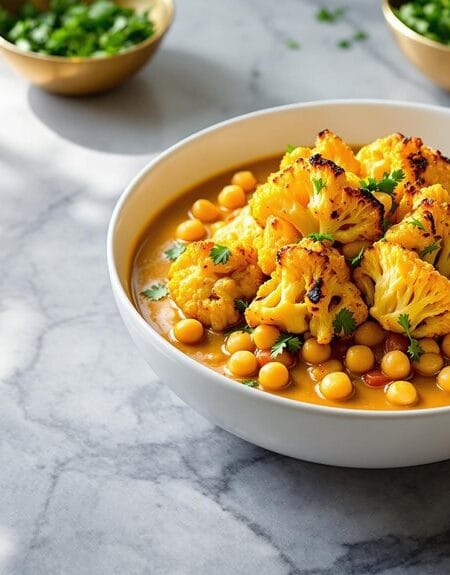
[132, 154, 450, 411]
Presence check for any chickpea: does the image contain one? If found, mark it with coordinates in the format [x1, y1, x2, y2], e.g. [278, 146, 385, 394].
[218, 185, 246, 209]
[354, 321, 385, 347]
[319, 372, 353, 401]
[231, 170, 257, 192]
[176, 219, 206, 241]
[226, 331, 255, 354]
[228, 350, 258, 377]
[259, 362, 290, 391]
[419, 338, 440, 354]
[372, 191, 392, 214]
[437, 366, 450, 392]
[345, 345, 375, 374]
[310, 359, 344, 382]
[173, 319, 204, 344]
[342, 240, 371, 260]
[253, 325, 280, 350]
[191, 199, 220, 222]
[441, 334, 450, 358]
[302, 338, 331, 364]
[381, 350, 411, 380]
[386, 380, 418, 407]
[413, 353, 444, 377]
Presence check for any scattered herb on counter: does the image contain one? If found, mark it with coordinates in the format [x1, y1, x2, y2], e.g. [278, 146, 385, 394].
[353, 30, 368, 41]
[397, 313, 424, 361]
[316, 6, 346, 23]
[141, 283, 168, 302]
[210, 244, 231, 265]
[285, 38, 300, 49]
[395, 0, 450, 46]
[164, 242, 186, 262]
[271, 333, 302, 358]
[0, 0, 155, 57]
[337, 38, 352, 49]
[333, 308, 356, 336]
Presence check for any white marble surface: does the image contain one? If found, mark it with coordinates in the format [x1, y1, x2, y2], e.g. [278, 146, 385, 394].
[1, 0, 449, 573]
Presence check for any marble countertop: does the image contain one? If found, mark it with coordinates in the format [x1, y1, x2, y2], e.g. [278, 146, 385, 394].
[1, 0, 449, 573]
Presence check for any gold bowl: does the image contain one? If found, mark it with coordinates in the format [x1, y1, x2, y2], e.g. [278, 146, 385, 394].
[382, 0, 450, 91]
[0, 0, 174, 95]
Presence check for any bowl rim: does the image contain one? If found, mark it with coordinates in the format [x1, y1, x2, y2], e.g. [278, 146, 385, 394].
[0, 0, 174, 63]
[382, 0, 450, 53]
[107, 99, 450, 420]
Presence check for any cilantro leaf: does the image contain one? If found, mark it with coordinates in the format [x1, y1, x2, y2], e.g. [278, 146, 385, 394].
[360, 170, 405, 197]
[234, 299, 249, 313]
[312, 177, 326, 194]
[141, 283, 168, 302]
[225, 323, 253, 336]
[397, 313, 423, 361]
[285, 38, 300, 50]
[353, 30, 368, 41]
[210, 244, 231, 265]
[271, 333, 302, 358]
[333, 308, 357, 336]
[349, 247, 365, 268]
[286, 144, 297, 153]
[307, 232, 334, 243]
[316, 7, 346, 23]
[337, 39, 352, 49]
[407, 217, 425, 231]
[242, 379, 259, 388]
[420, 241, 440, 258]
[164, 241, 186, 261]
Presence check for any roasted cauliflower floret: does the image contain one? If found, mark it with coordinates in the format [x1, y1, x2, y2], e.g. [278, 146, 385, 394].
[357, 133, 450, 204]
[396, 183, 450, 221]
[256, 216, 300, 275]
[245, 238, 368, 343]
[212, 205, 263, 249]
[386, 198, 450, 278]
[250, 154, 383, 244]
[280, 129, 360, 174]
[168, 240, 264, 331]
[354, 241, 450, 338]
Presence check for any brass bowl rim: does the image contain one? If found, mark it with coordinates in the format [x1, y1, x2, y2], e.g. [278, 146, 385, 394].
[0, 0, 174, 63]
[382, 0, 450, 53]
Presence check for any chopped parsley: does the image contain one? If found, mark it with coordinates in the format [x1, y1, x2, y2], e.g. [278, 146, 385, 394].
[285, 38, 300, 50]
[407, 217, 425, 231]
[337, 39, 351, 49]
[353, 30, 368, 41]
[271, 333, 302, 358]
[234, 299, 249, 313]
[164, 241, 186, 261]
[312, 177, 326, 194]
[316, 6, 346, 23]
[349, 247, 365, 268]
[360, 170, 405, 197]
[420, 240, 440, 258]
[333, 308, 357, 336]
[210, 244, 231, 265]
[397, 313, 423, 361]
[286, 144, 297, 153]
[242, 379, 259, 388]
[141, 283, 168, 302]
[307, 232, 334, 243]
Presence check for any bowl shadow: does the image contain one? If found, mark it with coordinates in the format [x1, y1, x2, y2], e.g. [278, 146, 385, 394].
[27, 48, 259, 155]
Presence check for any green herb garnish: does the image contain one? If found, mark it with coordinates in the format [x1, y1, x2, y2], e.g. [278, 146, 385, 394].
[397, 313, 424, 361]
[141, 283, 168, 302]
[0, 0, 155, 57]
[286, 144, 297, 153]
[349, 247, 365, 268]
[307, 232, 334, 243]
[316, 6, 346, 23]
[395, 1, 450, 47]
[333, 308, 357, 336]
[285, 38, 300, 49]
[210, 244, 231, 265]
[225, 323, 253, 336]
[242, 379, 259, 388]
[353, 30, 368, 41]
[337, 39, 351, 49]
[271, 333, 302, 358]
[312, 177, 326, 194]
[420, 240, 440, 258]
[234, 299, 249, 313]
[360, 169, 405, 196]
[407, 217, 425, 231]
[164, 242, 186, 262]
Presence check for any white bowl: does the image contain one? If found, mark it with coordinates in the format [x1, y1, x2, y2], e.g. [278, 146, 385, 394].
[107, 100, 450, 468]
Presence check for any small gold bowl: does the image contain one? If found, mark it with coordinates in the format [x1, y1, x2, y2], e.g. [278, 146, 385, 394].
[0, 0, 174, 95]
[382, 0, 450, 91]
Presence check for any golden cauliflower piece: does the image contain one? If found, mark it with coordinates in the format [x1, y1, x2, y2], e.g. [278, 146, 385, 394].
[354, 241, 450, 338]
[386, 198, 450, 278]
[250, 154, 383, 244]
[212, 205, 263, 248]
[256, 216, 300, 275]
[245, 238, 368, 343]
[396, 183, 450, 221]
[280, 129, 361, 174]
[168, 240, 264, 331]
[357, 133, 450, 204]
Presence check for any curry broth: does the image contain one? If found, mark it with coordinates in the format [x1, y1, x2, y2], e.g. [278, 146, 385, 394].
[132, 155, 450, 411]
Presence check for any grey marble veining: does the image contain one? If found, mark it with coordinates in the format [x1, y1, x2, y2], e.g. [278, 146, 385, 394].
[1, 1, 449, 573]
